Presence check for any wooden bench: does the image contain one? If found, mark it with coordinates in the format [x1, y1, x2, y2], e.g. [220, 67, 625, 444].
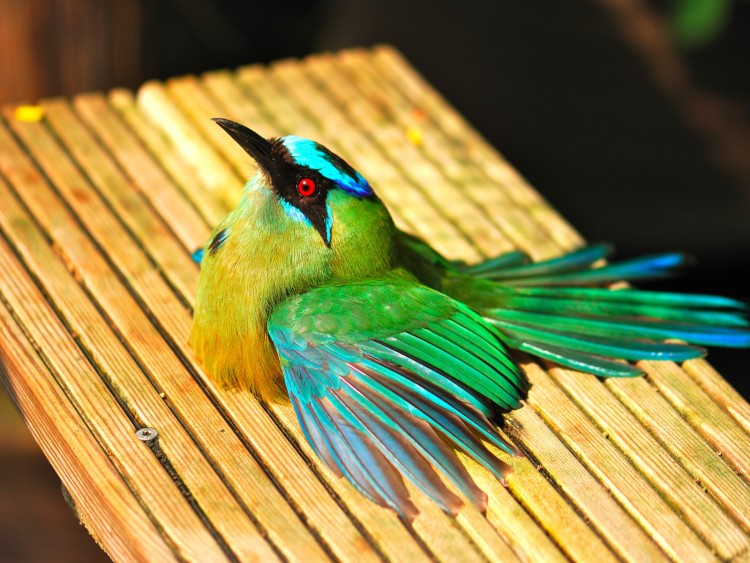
[1, 45, 749, 562]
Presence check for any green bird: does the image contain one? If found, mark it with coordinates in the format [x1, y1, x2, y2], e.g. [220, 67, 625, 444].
[190, 119, 749, 520]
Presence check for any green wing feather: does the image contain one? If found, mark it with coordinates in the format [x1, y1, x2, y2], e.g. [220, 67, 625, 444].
[268, 278, 523, 519]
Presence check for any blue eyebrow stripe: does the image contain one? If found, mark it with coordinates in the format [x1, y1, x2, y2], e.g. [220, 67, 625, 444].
[282, 135, 373, 197]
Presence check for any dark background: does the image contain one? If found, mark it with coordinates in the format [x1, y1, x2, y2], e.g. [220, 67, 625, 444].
[0, 1, 748, 560]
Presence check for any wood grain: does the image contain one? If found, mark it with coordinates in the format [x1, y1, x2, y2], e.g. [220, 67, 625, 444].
[1, 46, 748, 561]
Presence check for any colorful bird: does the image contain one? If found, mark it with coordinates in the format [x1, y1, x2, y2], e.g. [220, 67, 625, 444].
[190, 119, 749, 520]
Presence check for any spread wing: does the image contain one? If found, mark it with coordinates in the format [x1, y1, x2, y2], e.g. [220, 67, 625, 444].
[267, 280, 524, 520]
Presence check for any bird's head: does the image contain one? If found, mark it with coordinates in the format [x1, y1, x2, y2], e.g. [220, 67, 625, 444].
[211, 119, 397, 284]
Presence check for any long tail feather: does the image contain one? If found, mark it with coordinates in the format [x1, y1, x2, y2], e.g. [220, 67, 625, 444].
[501, 252, 692, 286]
[470, 243, 613, 281]
[452, 243, 749, 378]
[501, 286, 749, 312]
[489, 315, 706, 361]
[489, 309, 750, 348]
[461, 249, 531, 275]
[493, 294, 748, 327]
[517, 341, 645, 377]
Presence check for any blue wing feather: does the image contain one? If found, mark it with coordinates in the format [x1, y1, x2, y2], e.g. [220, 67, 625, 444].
[270, 283, 522, 519]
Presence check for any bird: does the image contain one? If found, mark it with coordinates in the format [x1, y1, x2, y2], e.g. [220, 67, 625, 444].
[190, 118, 750, 520]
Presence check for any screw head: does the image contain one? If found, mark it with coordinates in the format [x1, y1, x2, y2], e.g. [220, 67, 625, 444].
[136, 427, 158, 443]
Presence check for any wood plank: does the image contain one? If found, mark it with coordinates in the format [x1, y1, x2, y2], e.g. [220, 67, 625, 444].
[41, 98, 199, 303]
[298, 54, 494, 261]
[506, 404, 668, 562]
[307, 53, 509, 260]
[548, 364, 749, 558]
[683, 358, 750, 435]
[72, 92, 212, 251]
[524, 362, 717, 561]
[459, 442, 614, 563]
[166, 74, 259, 178]
[491, 441, 619, 563]
[137, 80, 241, 210]
[643, 360, 750, 479]
[0, 236, 232, 562]
[605, 375, 750, 532]
[0, 278, 177, 563]
[108, 88, 229, 227]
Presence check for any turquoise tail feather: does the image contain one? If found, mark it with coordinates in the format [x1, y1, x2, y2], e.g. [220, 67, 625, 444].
[453, 244, 750, 377]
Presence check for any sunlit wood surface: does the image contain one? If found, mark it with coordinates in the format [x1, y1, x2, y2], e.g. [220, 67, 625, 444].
[1, 46, 749, 561]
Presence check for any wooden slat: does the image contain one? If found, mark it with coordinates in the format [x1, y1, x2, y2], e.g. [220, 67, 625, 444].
[0, 237, 230, 562]
[683, 358, 750, 435]
[460, 436, 616, 563]
[549, 364, 749, 558]
[525, 363, 730, 560]
[41, 98, 199, 302]
[0, 268, 177, 563]
[507, 403, 668, 562]
[605, 375, 750, 531]
[72, 92, 212, 250]
[108, 88, 229, 227]
[137, 80, 241, 210]
[644, 360, 750, 479]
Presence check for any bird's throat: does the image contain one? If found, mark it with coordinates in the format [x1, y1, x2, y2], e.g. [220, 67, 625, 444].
[190, 188, 331, 400]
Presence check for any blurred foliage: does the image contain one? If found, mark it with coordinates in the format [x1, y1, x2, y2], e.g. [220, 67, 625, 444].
[669, 0, 731, 48]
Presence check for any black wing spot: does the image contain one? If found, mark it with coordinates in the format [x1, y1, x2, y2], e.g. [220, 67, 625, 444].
[208, 227, 229, 255]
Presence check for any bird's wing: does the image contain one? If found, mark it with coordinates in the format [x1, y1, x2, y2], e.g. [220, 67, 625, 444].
[267, 280, 524, 520]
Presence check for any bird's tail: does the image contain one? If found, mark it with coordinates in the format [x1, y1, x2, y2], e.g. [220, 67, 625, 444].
[456, 243, 750, 377]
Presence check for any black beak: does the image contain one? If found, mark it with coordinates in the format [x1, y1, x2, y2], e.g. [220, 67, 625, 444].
[212, 118, 274, 166]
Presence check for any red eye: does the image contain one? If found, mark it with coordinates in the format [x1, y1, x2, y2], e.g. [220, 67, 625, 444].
[297, 178, 317, 197]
